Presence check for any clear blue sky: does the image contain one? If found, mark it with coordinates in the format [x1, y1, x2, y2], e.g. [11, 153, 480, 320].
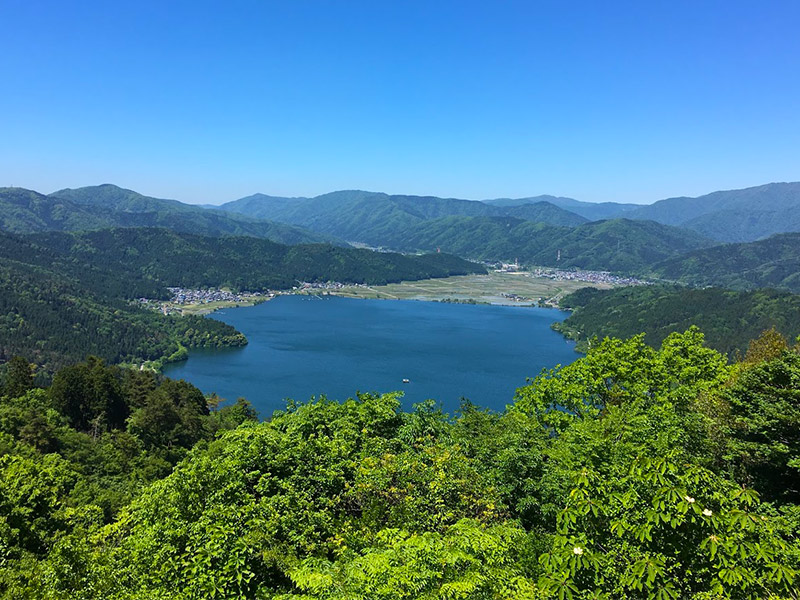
[1, 0, 798, 204]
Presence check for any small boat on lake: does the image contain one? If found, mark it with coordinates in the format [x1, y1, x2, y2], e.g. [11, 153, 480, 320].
[402, 378, 410, 383]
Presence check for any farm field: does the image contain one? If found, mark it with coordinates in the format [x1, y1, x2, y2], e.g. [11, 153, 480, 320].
[323, 271, 612, 305]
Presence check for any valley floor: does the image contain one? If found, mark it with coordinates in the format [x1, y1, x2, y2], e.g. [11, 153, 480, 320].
[315, 271, 614, 306]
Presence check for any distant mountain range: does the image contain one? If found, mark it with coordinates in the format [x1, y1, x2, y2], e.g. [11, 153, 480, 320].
[482, 195, 641, 221]
[218, 190, 589, 239]
[217, 182, 800, 244]
[365, 216, 714, 273]
[0, 185, 333, 245]
[624, 182, 800, 242]
[4, 181, 800, 275]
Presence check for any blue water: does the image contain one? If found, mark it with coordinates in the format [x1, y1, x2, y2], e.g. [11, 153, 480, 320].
[163, 295, 577, 417]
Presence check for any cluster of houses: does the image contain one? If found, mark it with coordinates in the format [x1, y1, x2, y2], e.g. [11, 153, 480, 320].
[527, 268, 649, 286]
[136, 287, 272, 314]
[164, 287, 269, 304]
[293, 281, 368, 291]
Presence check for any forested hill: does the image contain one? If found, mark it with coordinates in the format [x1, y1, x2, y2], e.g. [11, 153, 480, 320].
[375, 216, 714, 272]
[626, 181, 800, 242]
[555, 284, 800, 356]
[650, 232, 800, 292]
[483, 195, 641, 221]
[0, 229, 483, 370]
[218, 189, 589, 235]
[0, 252, 246, 371]
[0, 185, 331, 245]
[0, 187, 114, 232]
[221, 193, 716, 272]
[24, 228, 485, 292]
[221, 182, 800, 245]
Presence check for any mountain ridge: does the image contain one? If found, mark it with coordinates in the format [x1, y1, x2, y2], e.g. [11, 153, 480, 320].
[650, 231, 800, 292]
[625, 182, 800, 241]
[217, 189, 589, 234]
[220, 181, 800, 243]
[0, 185, 334, 245]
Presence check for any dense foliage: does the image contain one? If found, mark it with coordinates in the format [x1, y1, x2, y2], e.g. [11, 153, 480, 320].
[222, 192, 714, 271]
[651, 233, 800, 293]
[25, 228, 485, 292]
[0, 357, 258, 573]
[1, 329, 798, 598]
[0, 256, 245, 372]
[555, 285, 800, 356]
[373, 217, 713, 272]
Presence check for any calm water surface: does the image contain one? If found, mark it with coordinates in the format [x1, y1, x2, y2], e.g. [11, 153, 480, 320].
[163, 295, 577, 417]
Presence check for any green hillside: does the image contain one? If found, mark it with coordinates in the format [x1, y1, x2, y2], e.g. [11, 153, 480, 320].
[0, 187, 116, 233]
[0, 254, 246, 371]
[0, 185, 331, 245]
[376, 216, 714, 272]
[651, 232, 800, 292]
[555, 284, 800, 356]
[219, 189, 588, 239]
[485, 195, 641, 220]
[221, 192, 719, 272]
[626, 182, 800, 241]
[26, 228, 485, 291]
[221, 182, 800, 246]
[683, 208, 800, 243]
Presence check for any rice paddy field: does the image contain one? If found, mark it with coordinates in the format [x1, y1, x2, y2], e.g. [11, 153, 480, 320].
[322, 271, 613, 306]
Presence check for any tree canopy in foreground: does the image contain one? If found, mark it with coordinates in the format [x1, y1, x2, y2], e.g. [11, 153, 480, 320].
[1, 328, 799, 598]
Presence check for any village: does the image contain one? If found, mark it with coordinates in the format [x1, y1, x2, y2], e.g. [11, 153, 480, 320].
[526, 267, 650, 287]
[136, 287, 273, 315]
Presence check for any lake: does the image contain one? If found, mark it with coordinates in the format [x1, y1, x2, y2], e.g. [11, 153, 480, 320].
[163, 295, 577, 417]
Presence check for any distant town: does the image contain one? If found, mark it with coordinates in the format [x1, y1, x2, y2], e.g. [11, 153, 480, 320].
[526, 267, 650, 287]
[490, 262, 650, 287]
[137, 287, 273, 315]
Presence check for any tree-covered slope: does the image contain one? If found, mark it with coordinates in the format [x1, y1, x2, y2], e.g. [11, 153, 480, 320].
[626, 182, 800, 242]
[0, 188, 116, 233]
[376, 216, 714, 272]
[682, 207, 800, 243]
[44, 184, 332, 244]
[0, 255, 246, 371]
[219, 189, 588, 240]
[650, 232, 800, 292]
[485, 195, 641, 221]
[556, 284, 800, 356]
[25, 228, 485, 291]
